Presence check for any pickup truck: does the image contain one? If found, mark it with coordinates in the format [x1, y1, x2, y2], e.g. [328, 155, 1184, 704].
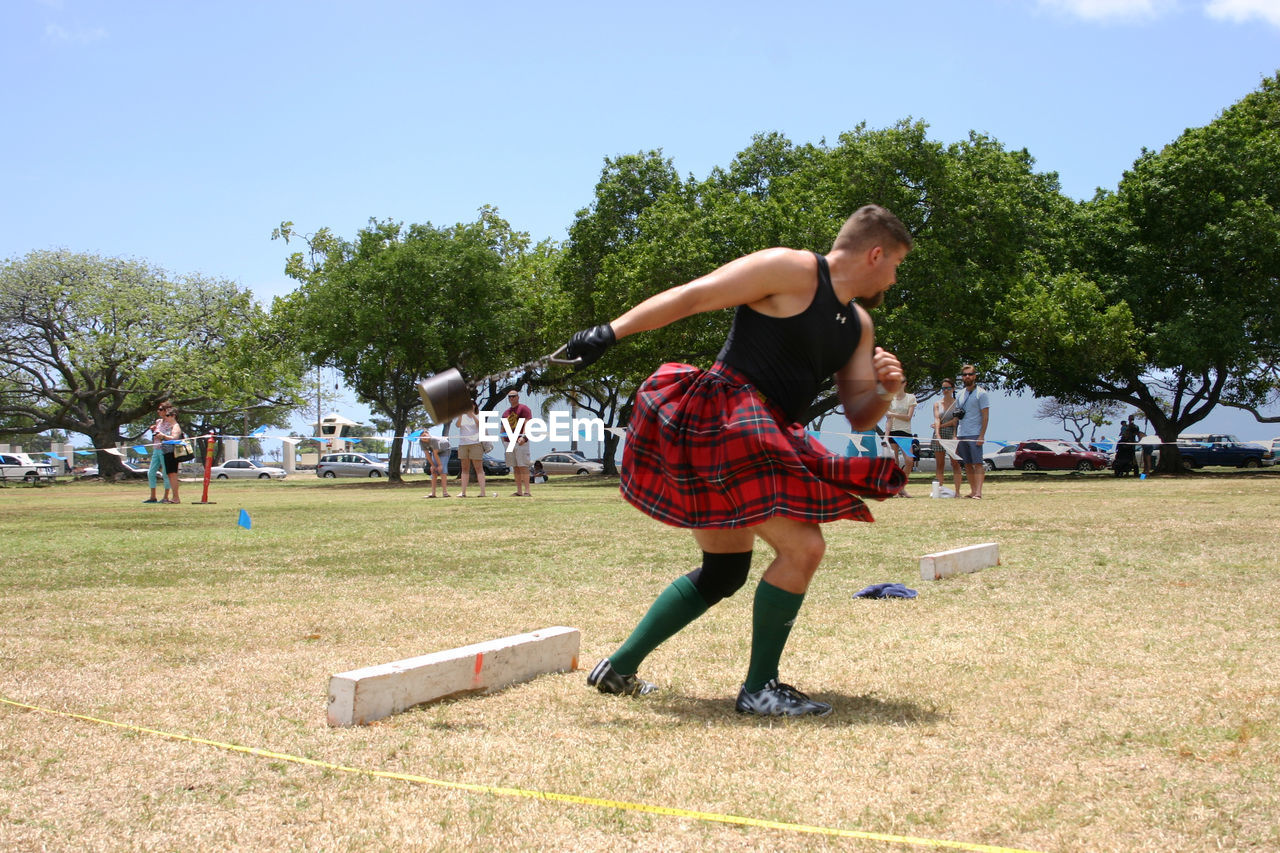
[1174, 434, 1270, 469]
[0, 452, 59, 483]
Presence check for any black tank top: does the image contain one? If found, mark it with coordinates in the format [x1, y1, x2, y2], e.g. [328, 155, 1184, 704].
[717, 253, 862, 422]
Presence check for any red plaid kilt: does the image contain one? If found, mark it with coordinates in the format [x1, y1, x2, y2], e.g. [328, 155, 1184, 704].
[620, 362, 905, 529]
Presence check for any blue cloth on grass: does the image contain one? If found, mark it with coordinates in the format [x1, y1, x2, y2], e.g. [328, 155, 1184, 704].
[853, 582, 918, 599]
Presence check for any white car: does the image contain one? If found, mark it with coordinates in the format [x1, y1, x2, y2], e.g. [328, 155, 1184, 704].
[211, 459, 287, 479]
[983, 444, 1019, 471]
[0, 452, 58, 483]
[535, 452, 605, 475]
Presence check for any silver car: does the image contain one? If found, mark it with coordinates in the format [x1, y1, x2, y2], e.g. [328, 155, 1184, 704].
[211, 459, 287, 479]
[316, 453, 390, 478]
[534, 452, 604, 476]
[983, 444, 1018, 471]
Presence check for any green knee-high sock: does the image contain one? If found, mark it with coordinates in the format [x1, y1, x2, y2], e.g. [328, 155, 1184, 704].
[609, 576, 709, 675]
[744, 580, 806, 692]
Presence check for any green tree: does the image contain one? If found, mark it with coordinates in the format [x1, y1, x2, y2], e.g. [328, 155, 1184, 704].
[558, 125, 1069, 442]
[275, 210, 529, 481]
[1001, 74, 1280, 470]
[0, 250, 305, 477]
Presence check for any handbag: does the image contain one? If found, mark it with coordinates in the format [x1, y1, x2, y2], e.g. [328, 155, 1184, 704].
[173, 439, 196, 462]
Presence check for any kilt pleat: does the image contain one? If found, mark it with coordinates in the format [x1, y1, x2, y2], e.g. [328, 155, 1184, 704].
[620, 362, 905, 529]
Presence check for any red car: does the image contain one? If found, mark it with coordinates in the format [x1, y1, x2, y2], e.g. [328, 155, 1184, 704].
[1013, 440, 1110, 471]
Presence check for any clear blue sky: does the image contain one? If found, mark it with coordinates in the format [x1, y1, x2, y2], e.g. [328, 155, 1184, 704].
[3, 0, 1278, 445]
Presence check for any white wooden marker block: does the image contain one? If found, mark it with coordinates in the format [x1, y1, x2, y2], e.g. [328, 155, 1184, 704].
[327, 626, 580, 727]
[919, 542, 1000, 581]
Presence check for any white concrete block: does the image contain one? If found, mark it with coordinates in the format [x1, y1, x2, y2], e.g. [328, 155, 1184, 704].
[327, 626, 580, 726]
[919, 542, 1000, 581]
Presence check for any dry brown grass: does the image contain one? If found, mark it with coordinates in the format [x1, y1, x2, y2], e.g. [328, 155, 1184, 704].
[1, 471, 1278, 851]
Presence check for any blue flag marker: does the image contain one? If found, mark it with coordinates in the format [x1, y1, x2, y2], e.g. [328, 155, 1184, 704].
[238, 509, 251, 530]
[133, 445, 147, 454]
[891, 435, 914, 455]
[406, 429, 423, 442]
[251, 425, 268, 437]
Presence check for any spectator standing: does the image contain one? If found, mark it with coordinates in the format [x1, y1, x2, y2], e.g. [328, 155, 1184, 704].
[1115, 415, 1140, 477]
[159, 406, 184, 503]
[946, 364, 989, 499]
[1139, 418, 1154, 476]
[502, 391, 534, 497]
[931, 379, 964, 497]
[884, 387, 917, 496]
[454, 402, 488, 497]
[144, 401, 173, 504]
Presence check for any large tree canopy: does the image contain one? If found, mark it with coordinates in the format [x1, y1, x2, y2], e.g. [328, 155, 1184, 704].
[1000, 73, 1280, 468]
[0, 250, 304, 476]
[275, 209, 531, 481]
[557, 122, 1067, 438]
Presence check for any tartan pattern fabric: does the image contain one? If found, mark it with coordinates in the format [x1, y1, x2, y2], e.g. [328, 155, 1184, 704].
[621, 362, 905, 529]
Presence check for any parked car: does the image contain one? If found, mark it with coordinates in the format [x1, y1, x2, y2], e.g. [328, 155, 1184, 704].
[316, 452, 390, 478]
[0, 452, 58, 483]
[1173, 434, 1270, 470]
[91, 458, 146, 479]
[534, 452, 605, 475]
[210, 459, 287, 479]
[445, 452, 511, 477]
[1012, 439, 1110, 471]
[983, 444, 1019, 471]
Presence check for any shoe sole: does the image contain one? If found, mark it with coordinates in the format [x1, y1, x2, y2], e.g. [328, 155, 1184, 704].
[735, 703, 833, 718]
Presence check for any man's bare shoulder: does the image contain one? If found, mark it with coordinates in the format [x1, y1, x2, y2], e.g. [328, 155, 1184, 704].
[733, 248, 819, 314]
[742, 247, 817, 276]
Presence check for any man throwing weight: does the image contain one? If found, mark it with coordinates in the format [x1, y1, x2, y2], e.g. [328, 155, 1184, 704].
[564, 205, 912, 717]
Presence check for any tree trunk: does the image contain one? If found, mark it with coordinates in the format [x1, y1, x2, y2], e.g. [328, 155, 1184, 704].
[93, 429, 127, 479]
[1155, 441, 1184, 474]
[387, 410, 408, 483]
[602, 430, 620, 476]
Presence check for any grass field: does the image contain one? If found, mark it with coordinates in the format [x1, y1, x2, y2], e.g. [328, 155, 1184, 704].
[1, 469, 1277, 852]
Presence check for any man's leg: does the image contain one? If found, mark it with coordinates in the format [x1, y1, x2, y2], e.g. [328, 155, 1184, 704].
[735, 517, 832, 717]
[589, 528, 754, 696]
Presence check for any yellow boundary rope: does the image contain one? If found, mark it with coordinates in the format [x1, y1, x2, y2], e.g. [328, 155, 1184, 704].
[1, 696, 1041, 853]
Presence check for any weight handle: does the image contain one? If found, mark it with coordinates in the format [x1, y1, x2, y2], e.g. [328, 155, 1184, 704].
[545, 345, 581, 366]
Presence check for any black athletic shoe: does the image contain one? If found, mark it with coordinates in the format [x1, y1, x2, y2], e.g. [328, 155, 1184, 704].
[735, 679, 832, 717]
[587, 658, 657, 697]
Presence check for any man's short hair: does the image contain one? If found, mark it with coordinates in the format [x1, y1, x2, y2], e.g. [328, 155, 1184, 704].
[832, 204, 913, 254]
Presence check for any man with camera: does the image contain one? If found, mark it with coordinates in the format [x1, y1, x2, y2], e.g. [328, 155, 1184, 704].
[943, 364, 990, 499]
